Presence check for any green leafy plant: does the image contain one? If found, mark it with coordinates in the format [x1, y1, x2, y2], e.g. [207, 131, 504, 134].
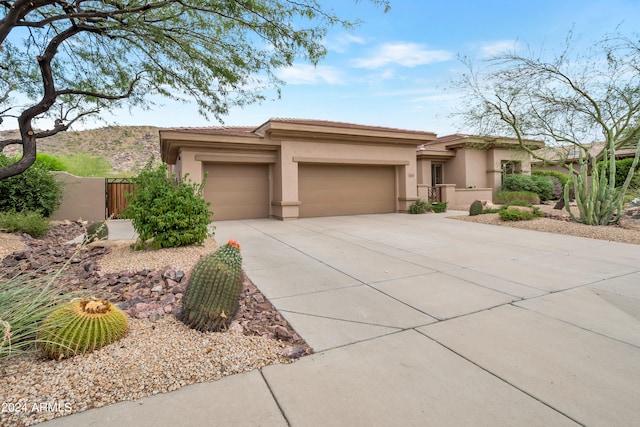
[494, 190, 540, 205]
[502, 174, 554, 201]
[408, 199, 431, 214]
[0, 210, 50, 238]
[532, 169, 569, 186]
[181, 240, 243, 332]
[469, 200, 483, 216]
[431, 201, 447, 213]
[499, 207, 536, 221]
[125, 164, 213, 249]
[1, 265, 82, 359]
[39, 298, 129, 359]
[596, 157, 640, 189]
[0, 154, 63, 217]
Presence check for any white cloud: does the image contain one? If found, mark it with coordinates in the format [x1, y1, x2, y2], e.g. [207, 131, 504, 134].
[325, 33, 367, 53]
[277, 64, 345, 85]
[479, 40, 519, 58]
[353, 42, 454, 69]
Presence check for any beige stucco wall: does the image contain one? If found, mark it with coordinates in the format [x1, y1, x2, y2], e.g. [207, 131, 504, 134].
[51, 172, 105, 222]
[444, 149, 467, 188]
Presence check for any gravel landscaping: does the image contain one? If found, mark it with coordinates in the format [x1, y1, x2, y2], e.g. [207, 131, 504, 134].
[449, 204, 640, 245]
[0, 223, 310, 426]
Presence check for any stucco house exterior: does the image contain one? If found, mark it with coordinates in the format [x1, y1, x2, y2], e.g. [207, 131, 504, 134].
[159, 119, 543, 221]
[416, 134, 544, 205]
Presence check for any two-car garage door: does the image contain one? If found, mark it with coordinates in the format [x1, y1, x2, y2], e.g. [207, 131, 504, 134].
[203, 163, 397, 220]
[298, 164, 396, 218]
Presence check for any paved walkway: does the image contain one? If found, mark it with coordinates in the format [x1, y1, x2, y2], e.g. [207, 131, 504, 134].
[45, 213, 640, 426]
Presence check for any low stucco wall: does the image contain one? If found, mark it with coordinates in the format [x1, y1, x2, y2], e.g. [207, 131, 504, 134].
[453, 188, 493, 207]
[51, 172, 105, 222]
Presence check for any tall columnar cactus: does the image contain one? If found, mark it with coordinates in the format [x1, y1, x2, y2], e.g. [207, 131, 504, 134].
[181, 239, 243, 332]
[39, 298, 129, 360]
[469, 199, 483, 216]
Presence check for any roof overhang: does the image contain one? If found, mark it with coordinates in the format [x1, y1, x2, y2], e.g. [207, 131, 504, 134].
[159, 128, 276, 165]
[254, 119, 437, 147]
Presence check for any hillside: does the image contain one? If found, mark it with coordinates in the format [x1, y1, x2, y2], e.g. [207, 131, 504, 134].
[0, 126, 162, 175]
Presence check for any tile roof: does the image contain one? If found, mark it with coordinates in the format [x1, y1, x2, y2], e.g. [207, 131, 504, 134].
[261, 118, 436, 136]
[161, 126, 261, 137]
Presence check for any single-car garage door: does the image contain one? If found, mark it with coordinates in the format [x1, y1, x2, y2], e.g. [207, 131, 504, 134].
[203, 163, 269, 220]
[299, 164, 396, 217]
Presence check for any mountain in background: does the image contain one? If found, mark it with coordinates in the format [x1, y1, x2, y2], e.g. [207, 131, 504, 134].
[0, 126, 162, 175]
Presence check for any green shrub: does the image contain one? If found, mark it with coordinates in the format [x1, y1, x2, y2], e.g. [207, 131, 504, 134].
[502, 174, 554, 201]
[431, 202, 447, 213]
[499, 207, 536, 221]
[494, 190, 540, 205]
[596, 157, 640, 188]
[408, 199, 431, 214]
[59, 153, 111, 177]
[532, 169, 569, 185]
[0, 210, 50, 237]
[125, 164, 212, 249]
[0, 154, 63, 217]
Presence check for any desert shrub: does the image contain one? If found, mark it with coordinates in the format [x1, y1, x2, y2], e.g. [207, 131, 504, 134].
[59, 153, 111, 177]
[0, 154, 63, 217]
[494, 190, 540, 205]
[502, 174, 554, 201]
[0, 210, 50, 237]
[532, 169, 569, 186]
[499, 207, 536, 221]
[408, 199, 431, 214]
[431, 202, 447, 213]
[125, 164, 212, 249]
[596, 157, 640, 188]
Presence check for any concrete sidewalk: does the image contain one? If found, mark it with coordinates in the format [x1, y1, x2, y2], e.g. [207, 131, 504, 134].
[44, 213, 640, 426]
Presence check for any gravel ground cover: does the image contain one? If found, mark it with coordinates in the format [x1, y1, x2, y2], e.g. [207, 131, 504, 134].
[0, 223, 308, 426]
[449, 204, 640, 245]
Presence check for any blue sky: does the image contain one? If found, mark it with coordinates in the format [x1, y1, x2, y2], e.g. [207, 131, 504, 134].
[20, 0, 640, 136]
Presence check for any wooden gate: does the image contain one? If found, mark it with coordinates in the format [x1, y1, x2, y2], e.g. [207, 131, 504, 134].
[106, 178, 136, 218]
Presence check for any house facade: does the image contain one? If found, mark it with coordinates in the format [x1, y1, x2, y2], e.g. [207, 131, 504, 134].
[160, 119, 436, 220]
[159, 119, 543, 221]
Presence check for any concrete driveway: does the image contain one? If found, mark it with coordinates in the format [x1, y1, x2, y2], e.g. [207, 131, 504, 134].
[45, 212, 640, 426]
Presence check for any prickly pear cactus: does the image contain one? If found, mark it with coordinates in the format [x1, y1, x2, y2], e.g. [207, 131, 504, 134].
[469, 200, 483, 216]
[39, 298, 129, 360]
[181, 239, 243, 332]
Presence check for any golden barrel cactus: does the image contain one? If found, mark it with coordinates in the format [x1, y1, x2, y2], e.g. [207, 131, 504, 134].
[39, 298, 129, 359]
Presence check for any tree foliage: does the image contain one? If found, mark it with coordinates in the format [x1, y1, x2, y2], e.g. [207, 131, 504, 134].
[457, 31, 640, 225]
[0, 0, 389, 179]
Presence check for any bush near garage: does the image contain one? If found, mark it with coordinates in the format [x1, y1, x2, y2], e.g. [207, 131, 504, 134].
[125, 164, 212, 249]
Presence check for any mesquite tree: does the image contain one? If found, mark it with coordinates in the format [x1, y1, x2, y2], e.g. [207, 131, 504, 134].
[457, 32, 640, 225]
[0, 0, 389, 180]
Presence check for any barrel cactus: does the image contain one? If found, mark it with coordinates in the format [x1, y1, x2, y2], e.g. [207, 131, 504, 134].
[469, 200, 484, 216]
[181, 239, 243, 332]
[39, 298, 129, 360]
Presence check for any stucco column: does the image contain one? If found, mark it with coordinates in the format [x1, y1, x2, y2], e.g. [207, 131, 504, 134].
[436, 184, 456, 206]
[272, 144, 300, 220]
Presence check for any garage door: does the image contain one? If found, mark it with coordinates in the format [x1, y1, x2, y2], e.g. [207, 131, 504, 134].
[203, 163, 269, 220]
[299, 164, 396, 217]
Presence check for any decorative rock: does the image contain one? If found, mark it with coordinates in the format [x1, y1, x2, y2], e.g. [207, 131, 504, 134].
[151, 284, 163, 293]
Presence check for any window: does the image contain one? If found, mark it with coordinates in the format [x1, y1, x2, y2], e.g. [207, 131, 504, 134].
[431, 163, 443, 186]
